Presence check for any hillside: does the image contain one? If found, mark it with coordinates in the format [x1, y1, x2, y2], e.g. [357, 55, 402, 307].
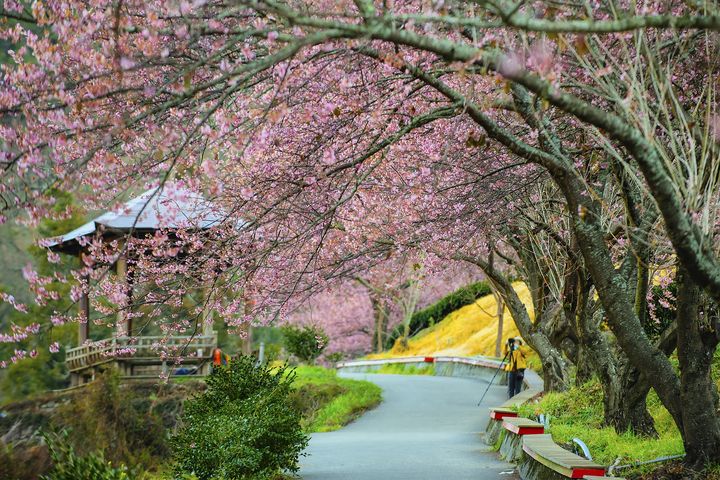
[371, 282, 533, 359]
[0, 222, 34, 319]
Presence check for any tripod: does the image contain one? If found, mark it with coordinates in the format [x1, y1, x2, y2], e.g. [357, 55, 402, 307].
[477, 349, 510, 406]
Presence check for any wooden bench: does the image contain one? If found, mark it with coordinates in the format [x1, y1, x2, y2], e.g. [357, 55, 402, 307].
[486, 387, 542, 445]
[582, 477, 626, 480]
[521, 434, 606, 479]
[503, 417, 545, 435]
[489, 388, 541, 419]
[499, 417, 545, 462]
[490, 406, 518, 420]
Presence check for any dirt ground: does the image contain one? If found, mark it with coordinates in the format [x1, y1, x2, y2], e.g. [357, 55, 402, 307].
[628, 460, 720, 480]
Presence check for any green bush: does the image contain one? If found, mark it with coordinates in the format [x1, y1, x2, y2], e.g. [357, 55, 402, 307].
[385, 280, 492, 348]
[324, 351, 345, 364]
[281, 325, 329, 364]
[170, 356, 308, 480]
[261, 342, 283, 363]
[41, 431, 130, 480]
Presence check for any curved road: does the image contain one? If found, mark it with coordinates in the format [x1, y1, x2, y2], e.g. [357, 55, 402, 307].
[299, 373, 518, 480]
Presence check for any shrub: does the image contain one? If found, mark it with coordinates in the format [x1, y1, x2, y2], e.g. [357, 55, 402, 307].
[0, 440, 52, 480]
[41, 431, 130, 480]
[324, 351, 345, 365]
[385, 281, 492, 348]
[281, 325, 329, 364]
[171, 356, 308, 480]
[55, 370, 168, 469]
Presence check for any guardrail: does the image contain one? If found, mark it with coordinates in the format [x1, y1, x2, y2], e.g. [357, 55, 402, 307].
[336, 355, 543, 391]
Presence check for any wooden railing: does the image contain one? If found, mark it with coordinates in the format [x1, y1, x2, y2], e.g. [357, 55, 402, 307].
[65, 334, 217, 372]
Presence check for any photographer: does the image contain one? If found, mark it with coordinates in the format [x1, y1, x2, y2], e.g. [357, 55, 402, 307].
[503, 337, 528, 398]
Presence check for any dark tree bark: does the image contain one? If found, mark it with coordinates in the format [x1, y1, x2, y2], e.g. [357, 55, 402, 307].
[356, 277, 390, 353]
[675, 267, 720, 467]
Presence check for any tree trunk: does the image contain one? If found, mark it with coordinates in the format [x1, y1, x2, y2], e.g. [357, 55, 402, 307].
[604, 363, 657, 437]
[567, 191, 684, 431]
[369, 295, 388, 353]
[676, 268, 720, 467]
[573, 341, 593, 386]
[572, 264, 658, 436]
[494, 289, 505, 358]
[456, 254, 570, 392]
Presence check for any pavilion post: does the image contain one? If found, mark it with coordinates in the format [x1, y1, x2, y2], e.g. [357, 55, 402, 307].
[241, 296, 253, 356]
[202, 287, 215, 337]
[116, 253, 132, 337]
[79, 291, 90, 343]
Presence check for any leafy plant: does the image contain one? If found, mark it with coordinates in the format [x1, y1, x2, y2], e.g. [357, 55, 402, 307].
[170, 356, 308, 480]
[324, 351, 344, 364]
[281, 325, 329, 364]
[41, 430, 130, 480]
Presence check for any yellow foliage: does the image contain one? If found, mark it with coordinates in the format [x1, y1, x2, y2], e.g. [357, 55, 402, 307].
[370, 282, 534, 359]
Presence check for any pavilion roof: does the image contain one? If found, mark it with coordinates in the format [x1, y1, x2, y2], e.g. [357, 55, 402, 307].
[48, 185, 224, 254]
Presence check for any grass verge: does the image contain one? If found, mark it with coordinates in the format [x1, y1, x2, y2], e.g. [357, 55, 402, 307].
[516, 380, 683, 467]
[374, 363, 436, 375]
[290, 366, 382, 433]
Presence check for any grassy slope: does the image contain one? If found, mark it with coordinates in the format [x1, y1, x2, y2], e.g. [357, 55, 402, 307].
[292, 366, 382, 433]
[374, 363, 435, 375]
[516, 354, 720, 471]
[369, 282, 529, 359]
[369, 282, 537, 365]
[517, 381, 682, 466]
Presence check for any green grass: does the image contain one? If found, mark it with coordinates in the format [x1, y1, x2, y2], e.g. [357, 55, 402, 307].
[291, 366, 382, 433]
[373, 363, 436, 375]
[516, 380, 683, 466]
[514, 352, 720, 469]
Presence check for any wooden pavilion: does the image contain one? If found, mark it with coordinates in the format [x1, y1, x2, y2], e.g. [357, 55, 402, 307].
[48, 186, 224, 385]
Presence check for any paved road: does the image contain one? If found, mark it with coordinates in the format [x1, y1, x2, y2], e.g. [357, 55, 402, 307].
[299, 373, 518, 480]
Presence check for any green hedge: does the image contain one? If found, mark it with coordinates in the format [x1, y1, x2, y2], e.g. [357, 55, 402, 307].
[384, 281, 491, 349]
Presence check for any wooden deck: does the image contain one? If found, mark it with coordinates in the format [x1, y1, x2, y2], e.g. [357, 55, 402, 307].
[65, 334, 217, 384]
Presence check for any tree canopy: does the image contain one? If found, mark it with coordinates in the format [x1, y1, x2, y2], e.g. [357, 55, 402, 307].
[2, 0, 720, 467]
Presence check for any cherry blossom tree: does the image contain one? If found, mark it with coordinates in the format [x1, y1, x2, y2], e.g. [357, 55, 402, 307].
[286, 260, 483, 356]
[2, 0, 720, 466]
